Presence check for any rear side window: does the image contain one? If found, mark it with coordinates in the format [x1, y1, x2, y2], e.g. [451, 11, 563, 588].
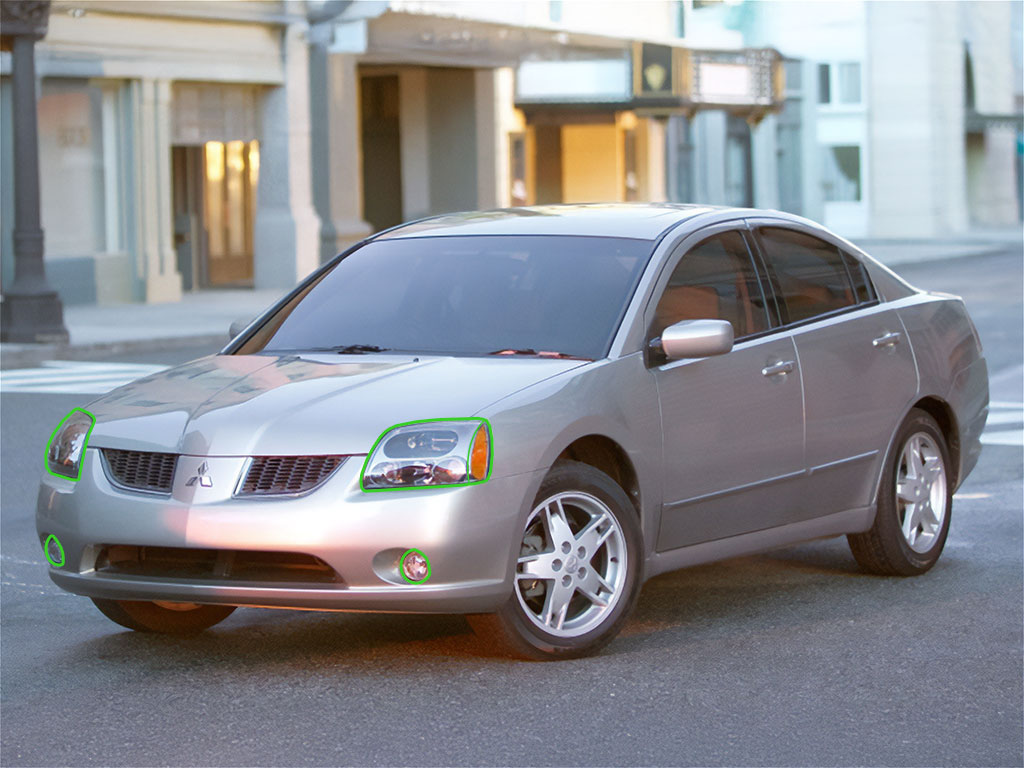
[841, 249, 877, 304]
[756, 227, 856, 324]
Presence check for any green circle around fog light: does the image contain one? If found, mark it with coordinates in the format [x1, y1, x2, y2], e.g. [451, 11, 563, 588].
[400, 548, 431, 584]
[44, 534, 65, 568]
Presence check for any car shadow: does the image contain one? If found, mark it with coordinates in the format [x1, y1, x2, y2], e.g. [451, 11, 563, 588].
[58, 609, 496, 672]
[611, 537, 972, 655]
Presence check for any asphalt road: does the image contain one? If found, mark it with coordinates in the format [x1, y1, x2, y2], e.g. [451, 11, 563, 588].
[2, 249, 1021, 767]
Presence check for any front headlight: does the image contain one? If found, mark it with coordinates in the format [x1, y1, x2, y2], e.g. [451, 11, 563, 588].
[361, 418, 492, 491]
[45, 408, 96, 481]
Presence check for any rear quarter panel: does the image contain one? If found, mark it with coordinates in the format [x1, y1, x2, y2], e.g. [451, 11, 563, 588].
[895, 294, 989, 487]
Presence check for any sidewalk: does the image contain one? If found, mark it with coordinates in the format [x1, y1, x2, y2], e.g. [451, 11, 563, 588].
[853, 225, 1022, 266]
[1, 289, 284, 370]
[1, 229, 1020, 370]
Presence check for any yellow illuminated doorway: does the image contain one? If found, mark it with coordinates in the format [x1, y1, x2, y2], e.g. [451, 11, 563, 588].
[202, 139, 259, 287]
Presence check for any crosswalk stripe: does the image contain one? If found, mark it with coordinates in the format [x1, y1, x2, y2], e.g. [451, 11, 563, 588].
[1, 365, 158, 379]
[981, 403, 1023, 448]
[0, 361, 168, 394]
[2, 371, 163, 386]
[986, 411, 1023, 426]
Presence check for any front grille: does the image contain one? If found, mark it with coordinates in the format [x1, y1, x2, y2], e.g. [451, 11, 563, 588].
[102, 449, 177, 493]
[94, 545, 343, 586]
[238, 455, 346, 496]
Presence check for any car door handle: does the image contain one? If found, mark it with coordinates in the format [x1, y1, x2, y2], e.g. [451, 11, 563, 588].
[872, 331, 902, 348]
[761, 360, 795, 377]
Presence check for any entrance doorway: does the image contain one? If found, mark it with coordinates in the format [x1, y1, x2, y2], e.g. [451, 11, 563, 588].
[171, 140, 259, 289]
[360, 75, 403, 232]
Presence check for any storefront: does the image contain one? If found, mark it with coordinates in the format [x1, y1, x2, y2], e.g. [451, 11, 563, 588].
[514, 44, 783, 209]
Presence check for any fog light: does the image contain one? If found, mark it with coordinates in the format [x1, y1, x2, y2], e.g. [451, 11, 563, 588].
[43, 534, 65, 568]
[401, 548, 430, 584]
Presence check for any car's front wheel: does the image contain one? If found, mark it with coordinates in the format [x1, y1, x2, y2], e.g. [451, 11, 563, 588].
[848, 408, 953, 576]
[91, 598, 236, 634]
[469, 460, 642, 660]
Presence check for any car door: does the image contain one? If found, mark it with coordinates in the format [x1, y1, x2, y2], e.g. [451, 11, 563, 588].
[649, 225, 806, 552]
[750, 223, 917, 513]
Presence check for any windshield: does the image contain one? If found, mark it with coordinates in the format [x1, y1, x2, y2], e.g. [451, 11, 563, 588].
[235, 235, 653, 359]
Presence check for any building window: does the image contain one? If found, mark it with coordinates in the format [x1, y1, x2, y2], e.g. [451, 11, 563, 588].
[821, 145, 861, 202]
[837, 62, 861, 104]
[818, 62, 861, 106]
[817, 63, 831, 104]
[674, 0, 685, 38]
[783, 58, 802, 94]
[549, 0, 562, 23]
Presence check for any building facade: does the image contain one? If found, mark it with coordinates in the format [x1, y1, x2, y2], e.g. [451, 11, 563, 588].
[684, 0, 1023, 239]
[2, 0, 1020, 309]
[1, 0, 718, 306]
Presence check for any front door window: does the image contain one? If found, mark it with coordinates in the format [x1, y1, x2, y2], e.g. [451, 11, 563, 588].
[650, 229, 770, 343]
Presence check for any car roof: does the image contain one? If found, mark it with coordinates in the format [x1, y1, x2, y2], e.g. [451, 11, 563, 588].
[373, 203, 722, 242]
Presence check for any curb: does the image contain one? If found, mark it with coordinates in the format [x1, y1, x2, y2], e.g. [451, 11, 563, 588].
[0, 333, 227, 371]
[855, 242, 1016, 268]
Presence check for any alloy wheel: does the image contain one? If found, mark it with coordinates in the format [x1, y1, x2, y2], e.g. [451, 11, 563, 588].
[895, 432, 948, 553]
[515, 491, 627, 638]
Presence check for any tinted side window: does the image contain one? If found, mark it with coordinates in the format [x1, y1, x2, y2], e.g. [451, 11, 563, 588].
[757, 227, 855, 324]
[651, 230, 770, 340]
[841, 249, 877, 303]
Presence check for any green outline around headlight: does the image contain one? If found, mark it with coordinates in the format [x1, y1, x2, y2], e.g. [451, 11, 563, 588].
[44, 408, 96, 482]
[360, 417, 493, 492]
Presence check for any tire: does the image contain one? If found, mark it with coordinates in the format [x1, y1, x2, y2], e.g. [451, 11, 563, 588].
[848, 409, 953, 576]
[91, 598, 236, 635]
[469, 460, 642, 660]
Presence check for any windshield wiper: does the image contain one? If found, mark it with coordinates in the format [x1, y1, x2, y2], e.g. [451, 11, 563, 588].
[303, 344, 392, 354]
[487, 348, 590, 360]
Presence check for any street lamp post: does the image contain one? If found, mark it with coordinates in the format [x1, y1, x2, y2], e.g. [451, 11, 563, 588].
[1, 0, 69, 343]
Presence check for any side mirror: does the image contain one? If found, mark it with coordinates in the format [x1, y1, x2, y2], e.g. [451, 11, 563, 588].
[229, 317, 254, 339]
[660, 319, 734, 361]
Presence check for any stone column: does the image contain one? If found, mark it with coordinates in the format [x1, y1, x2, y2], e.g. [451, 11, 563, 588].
[750, 113, 780, 210]
[474, 68, 502, 210]
[325, 52, 371, 254]
[0, 0, 68, 342]
[399, 68, 430, 221]
[255, 21, 322, 288]
[640, 117, 668, 202]
[134, 78, 182, 303]
[309, 26, 371, 263]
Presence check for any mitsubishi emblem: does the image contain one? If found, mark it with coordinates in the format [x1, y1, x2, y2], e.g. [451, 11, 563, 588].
[185, 461, 213, 488]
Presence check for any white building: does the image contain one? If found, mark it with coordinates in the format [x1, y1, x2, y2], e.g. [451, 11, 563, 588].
[725, 0, 1022, 238]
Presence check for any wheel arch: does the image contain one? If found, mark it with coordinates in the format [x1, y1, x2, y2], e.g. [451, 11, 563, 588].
[911, 396, 961, 488]
[554, 434, 642, 520]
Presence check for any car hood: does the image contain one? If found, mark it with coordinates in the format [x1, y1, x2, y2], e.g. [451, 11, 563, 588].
[85, 353, 586, 456]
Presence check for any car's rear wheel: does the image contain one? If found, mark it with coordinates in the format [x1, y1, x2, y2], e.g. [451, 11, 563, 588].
[469, 460, 641, 660]
[91, 598, 236, 634]
[848, 409, 953, 576]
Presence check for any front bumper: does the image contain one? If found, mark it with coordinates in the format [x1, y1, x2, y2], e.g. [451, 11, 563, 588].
[37, 449, 544, 613]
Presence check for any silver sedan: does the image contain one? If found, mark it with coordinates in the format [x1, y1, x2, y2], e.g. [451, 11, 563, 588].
[37, 204, 989, 659]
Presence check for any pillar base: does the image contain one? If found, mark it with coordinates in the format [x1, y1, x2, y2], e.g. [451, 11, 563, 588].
[320, 217, 373, 262]
[0, 290, 70, 343]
